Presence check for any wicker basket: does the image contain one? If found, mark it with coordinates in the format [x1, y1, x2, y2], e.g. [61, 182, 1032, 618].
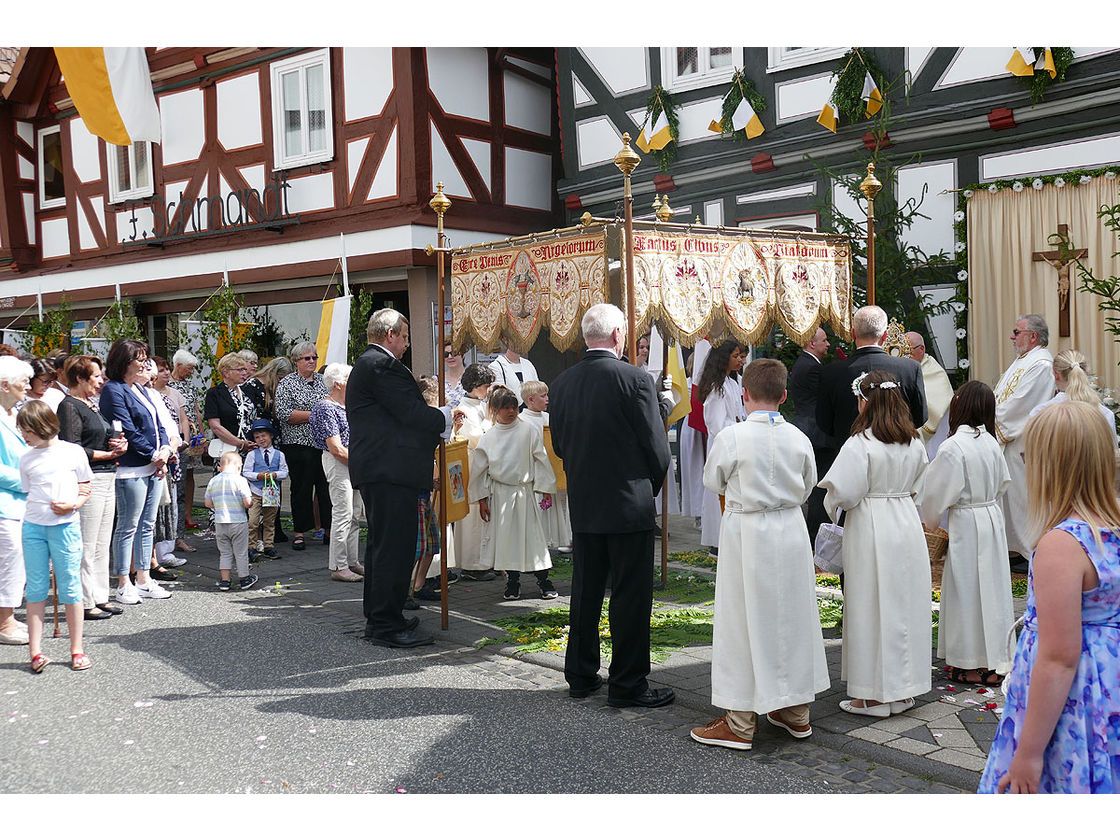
[924, 526, 949, 561]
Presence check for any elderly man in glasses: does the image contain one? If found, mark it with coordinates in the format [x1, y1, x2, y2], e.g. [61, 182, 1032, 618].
[275, 341, 331, 553]
[992, 314, 1054, 570]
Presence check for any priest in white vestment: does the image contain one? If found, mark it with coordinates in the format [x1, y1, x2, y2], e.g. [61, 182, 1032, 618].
[992, 315, 1055, 559]
[905, 332, 953, 459]
[690, 359, 829, 751]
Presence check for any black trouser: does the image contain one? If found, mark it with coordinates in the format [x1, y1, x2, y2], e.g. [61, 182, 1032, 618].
[282, 443, 331, 535]
[804, 446, 836, 546]
[564, 529, 655, 700]
[506, 570, 549, 587]
[358, 482, 421, 636]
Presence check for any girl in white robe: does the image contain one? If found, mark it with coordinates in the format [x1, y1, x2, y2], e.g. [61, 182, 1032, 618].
[518, 381, 572, 552]
[469, 386, 558, 601]
[679, 341, 710, 522]
[451, 364, 495, 576]
[921, 382, 1013, 684]
[820, 369, 930, 717]
[698, 341, 747, 549]
[692, 359, 830, 750]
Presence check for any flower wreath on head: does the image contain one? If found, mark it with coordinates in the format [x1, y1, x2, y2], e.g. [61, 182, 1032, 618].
[850, 370, 900, 399]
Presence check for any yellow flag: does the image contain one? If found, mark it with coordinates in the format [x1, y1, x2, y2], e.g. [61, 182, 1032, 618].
[643, 111, 672, 151]
[862, 72, 883, 118]
[1006, 47, 1035, 77]
[315, 295, 352, 366]
[665, 341, 690, 427]
[817, 102, 837, 133]
[54, 48, 161, 146]
[731, 98, 764, 139]
[708, 119, 724, 133]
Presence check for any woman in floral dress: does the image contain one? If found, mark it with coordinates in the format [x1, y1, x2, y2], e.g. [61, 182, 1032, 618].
[979, 400, 1120, 794]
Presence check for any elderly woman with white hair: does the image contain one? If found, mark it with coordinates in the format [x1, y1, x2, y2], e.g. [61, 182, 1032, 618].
[275, 342, 330, 552]
[0, 356, 31, 644]
[168, 348, 204, 537]
[311, 363, 364, 581]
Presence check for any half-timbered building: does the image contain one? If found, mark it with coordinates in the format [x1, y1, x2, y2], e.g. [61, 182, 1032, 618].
[0, 47, 561, 372]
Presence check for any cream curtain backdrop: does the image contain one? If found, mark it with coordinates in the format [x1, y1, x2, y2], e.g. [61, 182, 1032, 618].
[967, 179, 1120, 393]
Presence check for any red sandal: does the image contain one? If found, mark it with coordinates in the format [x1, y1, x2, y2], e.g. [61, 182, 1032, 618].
[30, 654, 50, 673]
[71, 653, 91, 671]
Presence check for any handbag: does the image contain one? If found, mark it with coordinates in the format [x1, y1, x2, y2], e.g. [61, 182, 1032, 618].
[813, 522, 844, 574]
[261, 473, 281, 508]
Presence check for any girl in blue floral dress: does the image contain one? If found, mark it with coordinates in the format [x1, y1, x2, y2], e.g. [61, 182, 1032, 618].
[979, 400, 1120, 794]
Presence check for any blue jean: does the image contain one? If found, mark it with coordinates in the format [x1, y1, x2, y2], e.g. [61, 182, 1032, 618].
[112, 473, 162, 576]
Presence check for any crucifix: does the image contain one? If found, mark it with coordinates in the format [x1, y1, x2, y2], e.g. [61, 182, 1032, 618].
[1032, 224, 1088, 338]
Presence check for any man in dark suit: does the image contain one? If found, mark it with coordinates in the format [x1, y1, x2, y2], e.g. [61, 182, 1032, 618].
[789, 326, 832, 543]
[550, 303, 674, 708]
[816, 305, 927, 450]
[347, 309, 450, 648]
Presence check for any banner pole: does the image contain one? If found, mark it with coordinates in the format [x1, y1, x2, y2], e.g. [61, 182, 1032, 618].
[614, 134, 640, 365]
[428, 183, 452, 632]
[661, 338, 669, 587]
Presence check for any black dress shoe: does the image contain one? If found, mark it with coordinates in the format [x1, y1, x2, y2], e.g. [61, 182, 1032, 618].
[365, 628, 434, 649]
[568, 674, 604, 699]
[364, 617, 420, 638]
[150, 567, 178, 582]
[96, 602, 124, 616]
[607, 687, 675, 708]
[403, 597, 420, 611]
[84, 608, 113, 620]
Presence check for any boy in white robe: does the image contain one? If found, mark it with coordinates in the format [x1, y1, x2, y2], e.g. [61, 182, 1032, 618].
[691, 359, 830, 751]
[519, 380, 572, 553]
[470, 386, 559, 601]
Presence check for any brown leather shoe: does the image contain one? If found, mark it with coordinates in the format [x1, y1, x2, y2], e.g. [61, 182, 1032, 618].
[348, 564, 365, 576]
[331, 569, 363, 582]
[689, 716, 752, 751]
[766, 710, 812, 739]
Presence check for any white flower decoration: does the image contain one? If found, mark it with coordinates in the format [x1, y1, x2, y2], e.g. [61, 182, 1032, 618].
[962, 189, 974, 199]
[959, 359, 971, 369]
[1013, 181, 1024, 192]
[1080, 175, 1093, 185]
[1032, 178, 1044, 190]
[1108, 171, 1118, 179]
[988, 184, 999, 194]
[955, 242, 966, 253]
[957, 270, 969, 282]
[952, 301, 966, 313]
[953, 210, 965, 222]
[1054, 177, 1066, 188]
[956, 327, 967, 339]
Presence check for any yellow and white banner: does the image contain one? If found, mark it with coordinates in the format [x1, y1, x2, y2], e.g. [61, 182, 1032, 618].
[862, 72, 883, 117]
[54, 48, 161, 146]
[316, 295, 351, 366]
[636, 111, 672, 153]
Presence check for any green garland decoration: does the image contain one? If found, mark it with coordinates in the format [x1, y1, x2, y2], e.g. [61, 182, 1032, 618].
[952, 165, 1120, 373]
[1021, 47, 1075, 104]
[642, 86, 679, 173]
[828, 47, 887, 126]
[716, 68, 767, 142]
[24, 293, 74, 356]
[92, 298, 145, 345]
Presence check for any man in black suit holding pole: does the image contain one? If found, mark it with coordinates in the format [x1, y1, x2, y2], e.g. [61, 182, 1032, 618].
[347, 308, 450, 648]
[550, 303, 674, 708]
[789, 326, 832, 544]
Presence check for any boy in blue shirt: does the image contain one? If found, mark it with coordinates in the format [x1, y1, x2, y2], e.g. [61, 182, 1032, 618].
[241, 419, 289, 560]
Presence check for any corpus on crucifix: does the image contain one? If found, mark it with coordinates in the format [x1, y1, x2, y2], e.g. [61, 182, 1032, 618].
[1032, 224, 1088, 338]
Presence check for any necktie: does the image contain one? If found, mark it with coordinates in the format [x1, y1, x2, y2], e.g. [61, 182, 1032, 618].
[263, 449, 271, 468]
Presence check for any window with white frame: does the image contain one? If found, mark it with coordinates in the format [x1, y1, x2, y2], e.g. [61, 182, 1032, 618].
[766, 47, 848, 73]
[38, 126, 65, 209]
[271, 48, 333, 170]
[660, 47, 737, 92]
[106, 141, 154, 203]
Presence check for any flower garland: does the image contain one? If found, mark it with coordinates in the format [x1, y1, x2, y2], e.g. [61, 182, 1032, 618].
[642, 85, 679, 173]
[716, 68, 767, 142]
[1020, 47, 1075, 104]
[829, 47, 887, 126]
[952, 164, 1119, 372]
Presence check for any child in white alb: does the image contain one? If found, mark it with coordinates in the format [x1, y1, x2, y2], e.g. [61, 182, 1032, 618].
[518, 380, 572, 554]
[469, 385, 558, 601]
[691, 359, 829, 751]
[18, 401, 94, 673]
[242, 419, 289, 560]
[205, 451, 256, 591]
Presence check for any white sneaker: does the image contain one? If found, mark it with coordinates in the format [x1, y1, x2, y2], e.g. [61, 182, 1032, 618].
[136, 580, 172, 600]
[161, 555, 187, 568]
[115, 582, 141, 605]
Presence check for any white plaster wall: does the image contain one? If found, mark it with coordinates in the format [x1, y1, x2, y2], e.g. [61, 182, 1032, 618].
[285, 171, 335, 213]
[159, 88, 205, 165]
[576, 116, 622, 169]
[831, 175, 864, 229]
[430, 121, 472, 199]
[237, 165, 265, 196]
[164, 179, 190, 210]
[69, 118, 102, 183]
[504, 71, 551, 135]
[18, 153, 34, 181]
[906, 47, 935, 81]
[898, 161, 956, 258]
[217, 72, 262, 151]
[16, 121, 33, 148]
[578, 47, 649, 96]
[703, 200, 723, 226]
[22, 193, 35, 246]
[675, 97, 725, 144]
[504, 147, 552, 211]
[427, 48, 489, 123]
[737, 182, 816, 205]
[573, 76, 593, 106]
[776, 73, 834, 122]
[89, 196, 105, 237]
[506, 57, 549, 80]
[981, 132, 1120, 179]
[116, 205, 154, 243]
[344, 47, 394, 121]
[347, 137, 369, 194]
[461, 138, 491, 192]
[939, 47, 1120, 89]
[368, 126, 398, 201]
[77, 203, 97, 250]
[923, 286, 959, 368]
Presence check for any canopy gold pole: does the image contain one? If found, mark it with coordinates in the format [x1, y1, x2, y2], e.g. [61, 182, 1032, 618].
[614, 133, 640, 365]
[654, 196, 673, 586]
[859, 163, 882, 306]
[426, 182, 452, 631]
